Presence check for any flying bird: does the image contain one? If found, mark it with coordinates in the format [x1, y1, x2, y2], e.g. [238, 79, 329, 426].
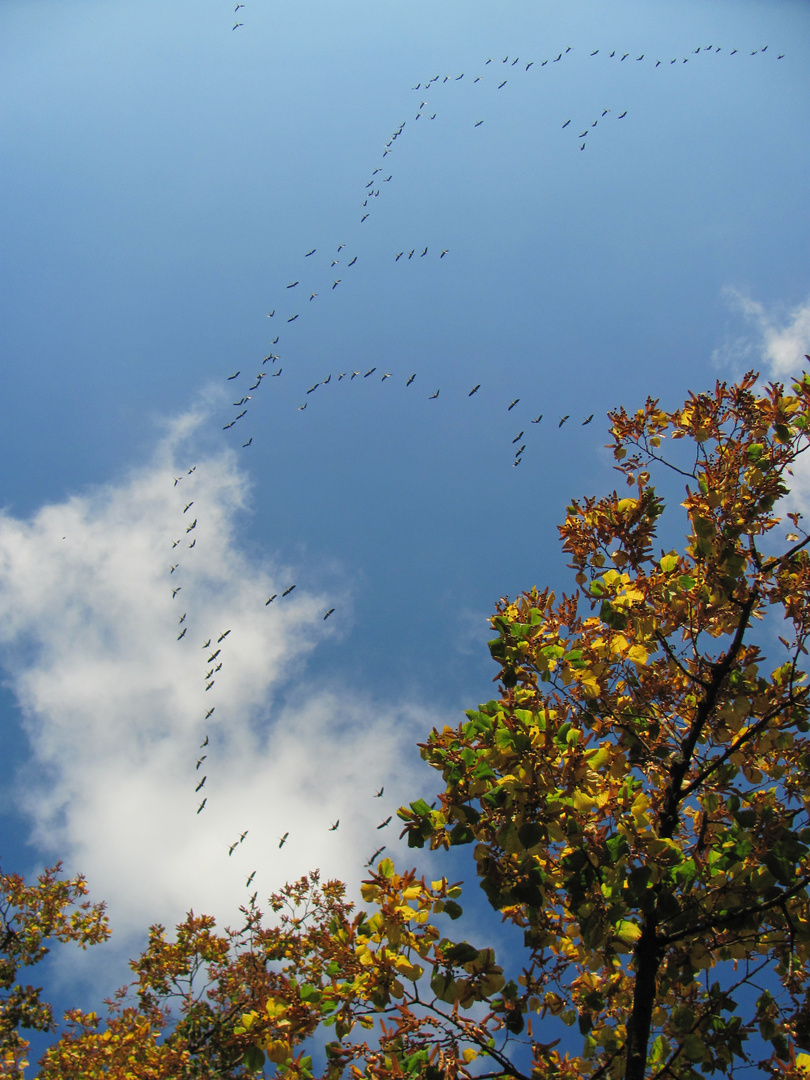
[200, 735, 209, 747]
[474, 120, 484, 127]
[228, 842, 238, 856]
[202, 639, 211, 649]
[266, 594, 277, 605]
[420, 247, 428, 256]
[512, 431, 524, 443]
[205, 681, 214, 691]
[218, 630, 231, 642]
[440, 249, 449, 257]
[330, 820, 339, 831]
[498, 80, 507, 88]
[195, 776, 206, 793]
[186, 519, 197, 532]
[469, 384, 480, 396]
[288, 314, 299, 322]
[287, 281, 298, 288]
[582, 414, 594, 425]
[267, 310, 275, 318]
[179, 612, 187, 623]
[232, 22, 242, 29]
[278, 832, 289, 847]
[618, 111, 627, 118]
[373, 786, 384, 798]
[196, 756, 207, 769]
[188, 539, 196, 548]
[348, 256, 357, 266]
[559, 415, 570, 427]
[197, 799, 207, 813]
[324, 608, 335, 619]
[282, 585, 296, 596]
[508, 399, 519, 411]
[177, 628, 187, 640]
[429, 390, 440, 399]
[365, 367, 376, 377]
[227, 372, 240, 380]
[305, 249, 316, 257]
[406, 374, 416, 386]
[366, 846, 386, 866]
[531, 414, 543, 424]
[243, 438, 252, 447]
[377, 816, 392, 829]
[246, 871, 256, 887]
[239, 830, 248, 842]
[562, 119, 571, 128]
[332, 280, 341, 289]
[208, 650, 221, 663]
[172, 587, 181, 598]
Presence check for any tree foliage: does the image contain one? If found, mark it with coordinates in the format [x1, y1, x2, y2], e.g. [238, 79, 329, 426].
[7, 371, 810, 1080]
[0, 862, 110, 1079]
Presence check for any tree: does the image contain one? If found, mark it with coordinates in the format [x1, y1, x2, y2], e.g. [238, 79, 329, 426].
[14, 371, 810, 1079]
[0, 862, 110, 1079]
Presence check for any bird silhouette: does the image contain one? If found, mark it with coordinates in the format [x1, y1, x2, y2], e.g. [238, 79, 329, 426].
[282, 585, 296, 596]
[469, 384, 480, 396]
[266, 594, 277, 605]
[324, 608, 335, 619]
[377, 816, 392, 829]
[196, 756, 206, 769]
[278, 832, 289, 847]
[246, 871, 256, 887]
[508, 399, 519, 411]
[429, 390, 440, 399]
[197, 798, 207, 813]
[195, 776, 206, 793]
[559, 415, 570, 427]
[330, 820, 339, 831]
[374, 786, 384, 797]
[200, 735, 209, 747]
[177, 628, 187, 640]
[406, 374, 416, 386]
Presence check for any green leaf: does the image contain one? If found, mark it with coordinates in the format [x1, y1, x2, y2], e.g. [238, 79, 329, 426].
[443, 899, 463, 920]
[242, 1045, 266, 1072]
[444, 941, 480, 965]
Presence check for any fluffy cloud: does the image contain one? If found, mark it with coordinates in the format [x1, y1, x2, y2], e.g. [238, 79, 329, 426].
[0, 404, 432, 953]
[715, 290, 810, 379]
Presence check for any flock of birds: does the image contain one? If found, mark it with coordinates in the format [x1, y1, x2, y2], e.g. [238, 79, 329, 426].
[209, 27, 784, 473]
[180, 12, 785, 899]
[167, 464, 398, 883]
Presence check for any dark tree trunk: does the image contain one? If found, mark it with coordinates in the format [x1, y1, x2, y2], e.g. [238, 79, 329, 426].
[624, 914, 663, 1080]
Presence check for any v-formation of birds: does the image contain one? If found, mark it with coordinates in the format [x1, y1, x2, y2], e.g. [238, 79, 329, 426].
[188, 22, 782, 900]
[210, 36, 782, 470]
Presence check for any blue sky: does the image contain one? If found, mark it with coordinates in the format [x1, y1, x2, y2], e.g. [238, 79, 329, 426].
[1, 0, 810, 1055]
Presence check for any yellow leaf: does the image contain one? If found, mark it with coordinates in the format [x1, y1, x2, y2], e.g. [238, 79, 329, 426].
[615, 920, 641, 945]
[626, 644, 648, 666]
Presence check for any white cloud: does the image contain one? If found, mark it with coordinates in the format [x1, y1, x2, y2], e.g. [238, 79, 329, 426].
[0, 404, 433, 962]
[713, 291, 810, 517]
[715, 289, 810, 380]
